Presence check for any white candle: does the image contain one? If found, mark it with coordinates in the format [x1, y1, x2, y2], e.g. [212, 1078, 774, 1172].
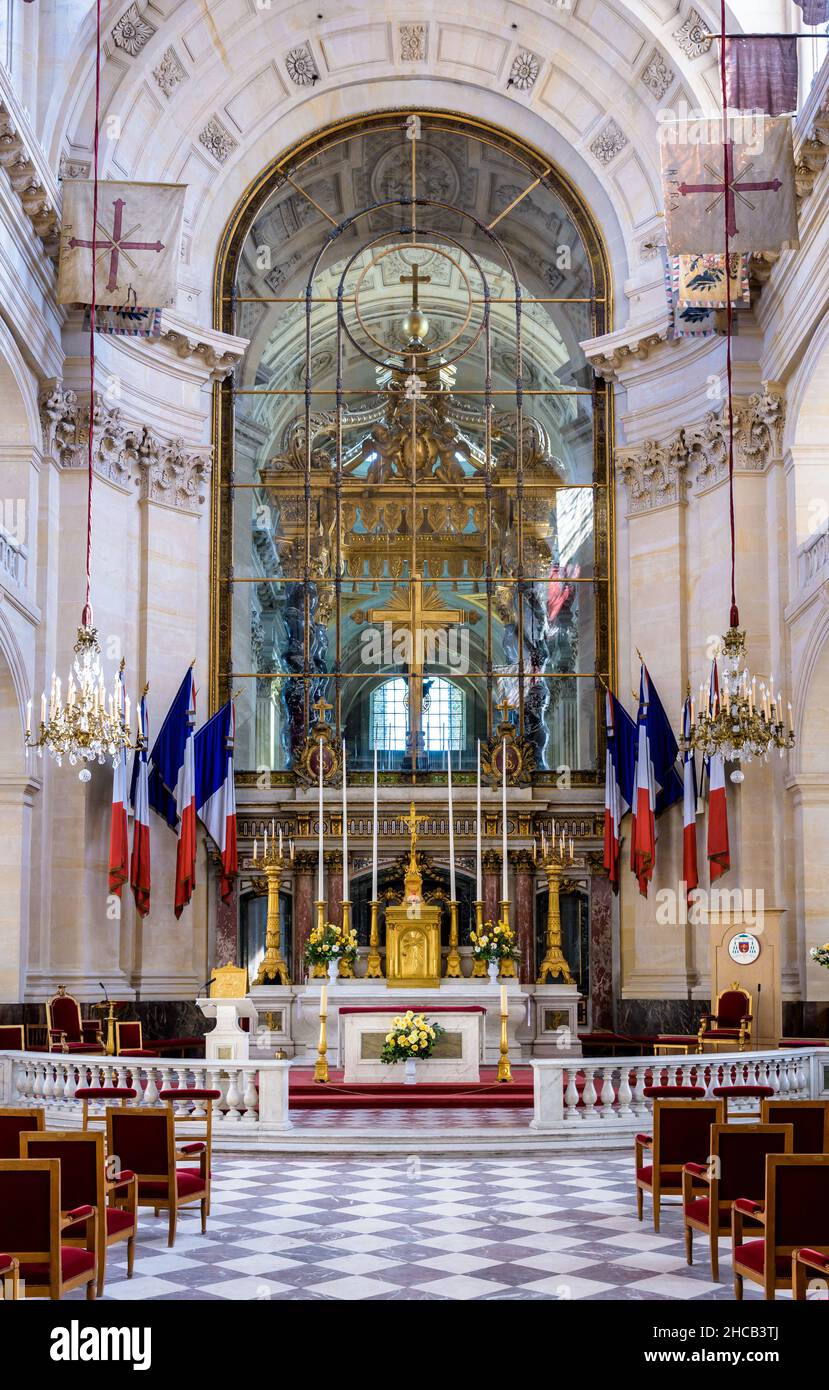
[25, 698, 32, 732]
[318, 743, 324, 905]
[447, 741, 456, 901]
[319, 983, 327, 1015]
[264, 827, 268, 857]
[342, 738, 349, 903]
[253, 836, 257, 861]
[137, 700, 143, 741]
[372, 747, 378, 900]
[278, 825, 283, 857]
[475, 738, 482, 902]
[501, 737, 508, 905]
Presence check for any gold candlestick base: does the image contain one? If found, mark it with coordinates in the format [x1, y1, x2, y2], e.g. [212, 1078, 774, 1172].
[445, 899, 461, 977]
[497, 1007, 512, 1083]
[252, 851, 292, 986]
[537, 858, 574, 985]
[366, 899, 382, 977]
[471, 900, 487, 976]
[314, 996, 329, 1084]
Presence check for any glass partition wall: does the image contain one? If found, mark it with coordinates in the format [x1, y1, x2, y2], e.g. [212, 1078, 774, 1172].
[213, 112, 612, 782]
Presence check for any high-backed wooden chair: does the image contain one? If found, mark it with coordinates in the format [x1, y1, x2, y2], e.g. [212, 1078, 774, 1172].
[792, 1248, 829, 1299]
[698, 983, 752, 1052]
[106, 1106, 209, 1248]
[158, 1088, 220, 1215]
[732, 1154, 829, 1299]
[74, 1086, 137, 1130]
[760, 1099, 829, 1153]
[0, 1107, 44, 1158]
[682, 1123, 792, 1279]
[635, 1098, 725, 1232]
[0, 1158, 97, 1299]
[22, 1129, 137, 1296]
[45, 986, 103, 1053]
[115, 1021, 158, 1058]
[0, 1026, 24, 1050]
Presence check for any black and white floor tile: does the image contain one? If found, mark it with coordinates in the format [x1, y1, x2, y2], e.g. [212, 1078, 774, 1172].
[61, 1148, 810, 1301]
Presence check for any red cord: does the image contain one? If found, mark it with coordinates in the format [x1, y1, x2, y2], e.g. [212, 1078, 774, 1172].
[719, 0, 739, 631]
[82, 0, 102, 629]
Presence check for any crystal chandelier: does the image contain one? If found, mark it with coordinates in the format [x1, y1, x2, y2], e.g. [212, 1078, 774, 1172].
[683, 626, 794, 782]
[25, 628, 133, 780]
[23, 1, 133, 781]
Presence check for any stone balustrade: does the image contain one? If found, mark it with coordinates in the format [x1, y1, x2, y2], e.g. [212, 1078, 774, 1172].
[0, 524, 25, 588]
[799, 525, 829, 592]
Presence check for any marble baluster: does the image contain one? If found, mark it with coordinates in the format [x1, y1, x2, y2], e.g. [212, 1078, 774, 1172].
[599, 1067, 615, 1117]
[616, 1065, 633, 1116]
[581, 1069, 597, 1119]
[564, 1069, 580, 1120]
[243, 1071, 259, 1120]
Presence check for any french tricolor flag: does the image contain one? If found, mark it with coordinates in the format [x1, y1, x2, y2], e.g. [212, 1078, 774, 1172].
[129, 693, 151, 918]
[603, 689, 636, 893]
[706, 662, 730, 881]
[174, 674, 197, 918]
[108, 665, 129, 896]
[195, 699, 238, 902]
[630, 666, 657, 897]
[682, 694, 699, 899]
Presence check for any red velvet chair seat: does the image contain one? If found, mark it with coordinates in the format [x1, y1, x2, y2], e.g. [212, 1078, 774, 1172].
[643, 1085, 705, 1099]
[139, 1170, 206, 1199]
[20, 1247, 96, 1282]
[637, 1165, 682, 1189]
[684, 1196, 710, 1223]
[734, 1240, 791, 1278]
[118, 1049, 159, 1058]
[158, 1089, 221, 1101]
[74, 1087, 137, 1100]
[797, 1248, 829, 1269]
[713, 1085, 774, 1098]
[64, 1206, 134, 1239]
[705, 1029, 741, 1039]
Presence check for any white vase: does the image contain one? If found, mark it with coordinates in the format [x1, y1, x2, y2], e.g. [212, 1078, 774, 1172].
[487, 959, 499, 984]
[404, 1056, 417, 1085]
[327, 958, 338, 983]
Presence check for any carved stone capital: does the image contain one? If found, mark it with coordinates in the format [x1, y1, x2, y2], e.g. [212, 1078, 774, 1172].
[0, 95, 59, 254]
[293, 850, 317, 872]
[617, 384, 786, 512]
[481, 848, 502, 873]
[132, 430, 212, 513]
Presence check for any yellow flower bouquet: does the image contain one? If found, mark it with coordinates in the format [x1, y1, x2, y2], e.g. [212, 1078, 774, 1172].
[470, 919, 518, 963]
[810, 943, 829, 970]
[380, 1010, 444, 1064]
[305, 921, 358, 966]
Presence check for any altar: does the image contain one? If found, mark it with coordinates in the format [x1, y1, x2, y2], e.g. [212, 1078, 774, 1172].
[340, 1005, 485, 1082]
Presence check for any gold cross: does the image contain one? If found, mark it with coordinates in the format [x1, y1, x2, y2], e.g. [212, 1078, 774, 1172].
[366, 574, 464, 745]
[496, 696, 514, 723]
[401, 800, 429, 858]
[311, 694, 333, 723]
[400, 262, 431, 308]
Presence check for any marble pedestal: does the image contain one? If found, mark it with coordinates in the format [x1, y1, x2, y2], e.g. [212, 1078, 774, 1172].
[530, 984, 582, 1057]
[341, 1007, 483, 1083]
[196, 997, 258, 1061]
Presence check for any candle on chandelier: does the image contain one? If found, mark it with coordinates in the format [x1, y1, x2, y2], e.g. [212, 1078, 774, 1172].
[289, 837, 295, 861]
[447, 739, 456, 902]
[136, 700, 143, 741]
[40, 692, 46, 725]
[371, 747, 378, 901]
[342, 738, 349, 903]
[475, 739, 482, 902]
[124, 693, 130, 730]
[501, 737, 508, 905]
[317, 741, 324, 905]
[788, 701, 793, 734]
[253, 836, 258, 861]
[278, 825, 283, 858]
[264, 827, 268, 857]
[570, 836, 574, 861]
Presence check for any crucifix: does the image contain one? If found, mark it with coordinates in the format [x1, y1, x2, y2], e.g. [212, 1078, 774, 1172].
[69, 197, 166, 294]
[400, 262, 431, 307]
[366, 575, 464, 764]
[401, 799, 429, 861]
[311, 693, 333, 725]
[677, 142, 783, 240]
[495, 696, 514, 725]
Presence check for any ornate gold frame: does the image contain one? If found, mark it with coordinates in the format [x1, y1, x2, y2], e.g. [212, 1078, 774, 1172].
[211, 110, 616, 778]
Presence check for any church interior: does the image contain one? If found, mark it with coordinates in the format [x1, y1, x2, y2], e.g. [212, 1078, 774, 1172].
[1, 0, 829, 1316]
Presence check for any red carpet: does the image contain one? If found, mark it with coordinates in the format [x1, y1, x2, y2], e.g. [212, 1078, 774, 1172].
[289, 1066, 534, 1110]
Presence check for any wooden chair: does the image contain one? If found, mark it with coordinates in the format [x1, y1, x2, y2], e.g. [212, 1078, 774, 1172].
[45, 986, 103, 1053]
[0, 1158, 97, 1299]
[115, 1021, 158, 1058]
[158, 1088, 220, 1215]
[698, 983, 752, 1052]
[0, 1026, 24, 1050]
[711, 1084, 774, 1121]
[106, 1106, 209, 1248]
[22, 1129, 137, 1296]
[635, 1098, 725, 1232]
[732, 1154, 829, 1299]
[792, 1248, 829, 1300]
[0, 1107, 44, 1158]
[682, 1123, 792, 1280]
[760, 1098, 829, 1153]
[74, 1086, 136, 1130]
[0, 1254, 19, 1300]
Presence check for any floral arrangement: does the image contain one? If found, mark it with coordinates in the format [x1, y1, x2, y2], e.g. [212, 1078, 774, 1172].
[470, 919, 517, 963]
[305, 921, 357, 966]
[810, 943, 829, 970]
[380, 1011, 444, 1064]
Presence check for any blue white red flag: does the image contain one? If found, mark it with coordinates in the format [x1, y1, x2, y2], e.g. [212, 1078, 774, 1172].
[174, 676, 197, 918]
[108, 665, 129, 895]
[603, 688, 637, 894]
[148, 668, 195, 828]
[195, 700, 238, 902]
[682, 695, 699, 900]
[129, 693, 151, 918]
[630, 664, 683, 896]
[705, 662, 730, 880]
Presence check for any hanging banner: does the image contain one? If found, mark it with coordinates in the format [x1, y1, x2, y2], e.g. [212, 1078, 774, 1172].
[660, 116, 799, 254]
[673, 253, 750, 310]
[58, 181, 186, 307]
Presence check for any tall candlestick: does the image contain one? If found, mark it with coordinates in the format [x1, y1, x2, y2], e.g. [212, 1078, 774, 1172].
[317, 740, 324, 906]
[501, 737, 508, 905]
[475, 738, 482, 901]
[447, 741, 456, 902]
[372, 747, 378, 900]
[342, 738, 348, 903]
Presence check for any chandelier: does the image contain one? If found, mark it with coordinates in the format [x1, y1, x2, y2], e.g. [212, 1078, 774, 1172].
[23, 0, 133, 780]
[683, 626, 794, 782]
[25, 627, 132, 780]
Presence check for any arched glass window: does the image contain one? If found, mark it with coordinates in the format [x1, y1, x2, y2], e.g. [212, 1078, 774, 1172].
[371, 677, 464, 752]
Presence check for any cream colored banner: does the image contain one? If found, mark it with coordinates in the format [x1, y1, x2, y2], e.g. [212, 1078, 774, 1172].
[58, 181, 186, 307]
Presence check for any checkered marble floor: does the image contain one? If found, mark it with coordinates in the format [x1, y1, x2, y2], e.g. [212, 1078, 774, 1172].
[59, 1151, 809, 1301]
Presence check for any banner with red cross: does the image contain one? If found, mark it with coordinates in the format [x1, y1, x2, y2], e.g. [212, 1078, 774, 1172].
[58, 180, 186, 308]
[660, 116, 798, 255]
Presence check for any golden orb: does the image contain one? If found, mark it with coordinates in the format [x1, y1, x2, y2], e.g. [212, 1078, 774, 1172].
[401, 307, 430, 342]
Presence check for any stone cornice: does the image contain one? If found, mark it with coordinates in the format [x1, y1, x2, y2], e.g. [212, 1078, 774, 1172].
[38, 378, 211, 514]
[617, 384, 785, 514]
[581, 313, 671, 382]
[0, 67, 60, 257]
[155, 310, 247, 381]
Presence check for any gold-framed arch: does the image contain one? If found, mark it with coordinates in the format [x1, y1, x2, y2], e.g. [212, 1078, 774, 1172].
[211, 109, 616, 785]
